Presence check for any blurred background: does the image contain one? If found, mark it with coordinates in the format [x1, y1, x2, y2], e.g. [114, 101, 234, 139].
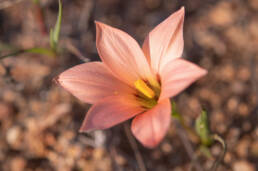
[0, 0, 257, 170]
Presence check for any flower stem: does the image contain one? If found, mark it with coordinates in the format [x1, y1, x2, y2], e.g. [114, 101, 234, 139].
[124, 122, 146, 171]
[174, 120, 205, 171]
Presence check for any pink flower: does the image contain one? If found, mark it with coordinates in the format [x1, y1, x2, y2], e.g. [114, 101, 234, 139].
[56, 7, 207, 148]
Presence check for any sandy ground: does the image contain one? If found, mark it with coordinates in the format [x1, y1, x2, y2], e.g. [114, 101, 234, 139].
[0, 0, 257, 170]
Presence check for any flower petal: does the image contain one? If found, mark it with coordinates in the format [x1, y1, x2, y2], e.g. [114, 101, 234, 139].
[56, 62, 134, 104]
[96, 21, 153, 86]
[159, 59, 207, 101]
[80, 95, 144, 131]
[131, 99, 171, 148]
[142, 7, 185, 74]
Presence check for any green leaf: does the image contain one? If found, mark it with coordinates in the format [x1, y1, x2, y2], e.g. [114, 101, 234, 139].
[25, 48, 55, 56]
[195, 110, 213, 146]
[0, 48, 55, 60]
[50, 0, 62, 51]
[33, 0, 39, 4]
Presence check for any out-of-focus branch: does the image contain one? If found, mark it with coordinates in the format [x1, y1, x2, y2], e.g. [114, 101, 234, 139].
[65, 40, 90, 62]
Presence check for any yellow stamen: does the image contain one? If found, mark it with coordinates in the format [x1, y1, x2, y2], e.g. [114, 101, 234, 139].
[134, 79, 155, 99]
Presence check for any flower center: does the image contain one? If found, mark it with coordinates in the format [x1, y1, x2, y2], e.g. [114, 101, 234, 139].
[134, 79, 160, 109]
[134, 79, 155, 98]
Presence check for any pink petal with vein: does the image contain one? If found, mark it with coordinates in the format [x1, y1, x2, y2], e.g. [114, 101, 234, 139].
[96, 21, 153, 86]
[80, 95, 144, 132]
[57, 62, 134, 104]
[142, 7, 185, 74]
[131, 99, 171, 148]
[159, 59, 207, 101]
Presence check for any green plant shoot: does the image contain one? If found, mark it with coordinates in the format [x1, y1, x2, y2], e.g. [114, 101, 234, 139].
[195, 110, 213, 146]
[50, 0, 62, 51]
